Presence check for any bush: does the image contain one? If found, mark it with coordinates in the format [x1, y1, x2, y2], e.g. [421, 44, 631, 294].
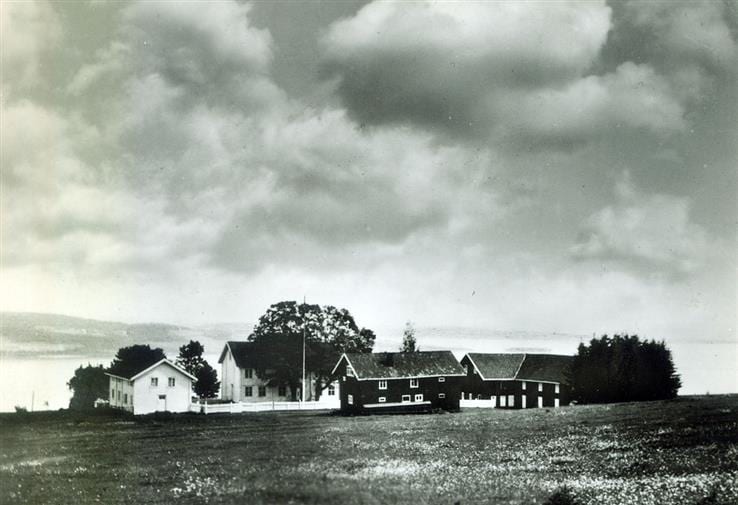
[543, 487, 580, 505]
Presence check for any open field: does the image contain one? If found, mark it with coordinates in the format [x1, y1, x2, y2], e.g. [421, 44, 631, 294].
[1, 396, 736, 505]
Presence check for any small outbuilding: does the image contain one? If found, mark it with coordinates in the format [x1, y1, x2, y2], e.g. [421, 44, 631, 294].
[331, 351, 466, 413]
[106, 359, 196, 415]
[460, 353, 573, 408]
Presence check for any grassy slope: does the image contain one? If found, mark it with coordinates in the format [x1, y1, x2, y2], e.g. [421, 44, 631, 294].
[0, 396, 736, 505]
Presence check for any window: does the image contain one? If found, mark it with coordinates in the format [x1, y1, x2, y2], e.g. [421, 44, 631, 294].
[500, 395, 507, 407]
[414, 394, 423, 402]
[522, 381, 527, 391]
[438, 377, 445, 382]
[244, 386, 253, 397]
[342, 376, 346, 382]
[168, 377, 175, 387]
[410, 378, 419, 388]
[258, 386, 266, 397]
[538, 382, 543, 392]
[555, 384, 560, 394]
[123, 393, 128, 404]
[348, 394, 353, 405]
[151, 377, 158, 387]
[278, 385, 286, 397]
[378, 397, 386, 403]
[244, 368, 253, 379]
[117, 390, 121, 401]
[401, 395, 411, 402]
[346, 367, 355, 378]
[438, 393, 446, 399]
[111, 389, 115, 400]
[328, 385, 336, 396]
[508, 395, 514, 407]
[378, 380, 387, 390]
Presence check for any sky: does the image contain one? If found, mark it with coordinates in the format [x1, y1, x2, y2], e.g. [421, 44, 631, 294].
[1, 1, 736, 352]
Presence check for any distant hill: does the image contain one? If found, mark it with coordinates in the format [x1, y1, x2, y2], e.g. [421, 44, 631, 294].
[0, 312, 195, 359]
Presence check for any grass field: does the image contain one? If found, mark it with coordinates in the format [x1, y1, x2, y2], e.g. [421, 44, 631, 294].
[1, 396, 736, 505]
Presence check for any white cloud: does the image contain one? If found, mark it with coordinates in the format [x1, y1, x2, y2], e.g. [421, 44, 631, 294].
[571, 173, 712, 274]
[0, 0, 61, 92]
[321, 0, 691, 145]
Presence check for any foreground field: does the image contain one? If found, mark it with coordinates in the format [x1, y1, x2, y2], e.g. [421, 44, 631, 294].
[1, 396, 736, 505]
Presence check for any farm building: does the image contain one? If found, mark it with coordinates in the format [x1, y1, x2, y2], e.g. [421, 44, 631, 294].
[460, 353, 573, 408]
[106, 359, 196, 415]
[218, 341, 340, 404]
[331, 351, 466, 413]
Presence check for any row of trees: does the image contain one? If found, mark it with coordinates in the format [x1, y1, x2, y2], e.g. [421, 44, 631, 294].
[571, 334, 681, 403]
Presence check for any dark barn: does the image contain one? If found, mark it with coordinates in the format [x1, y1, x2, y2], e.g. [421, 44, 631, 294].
[460, 353, 573, 409]
[331, 351, 466, 414]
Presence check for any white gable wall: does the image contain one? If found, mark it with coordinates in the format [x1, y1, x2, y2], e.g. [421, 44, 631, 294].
[132, 363, 193, 415]
[220, 346, 241, 401]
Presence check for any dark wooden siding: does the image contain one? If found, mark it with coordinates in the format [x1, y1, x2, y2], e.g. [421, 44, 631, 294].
[462, 361, 570, 409]
[337, 374, 462, 413]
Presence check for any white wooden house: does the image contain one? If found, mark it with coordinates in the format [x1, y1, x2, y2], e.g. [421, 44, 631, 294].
[218, 341, 339, 406]
[106, 359, 196, 415]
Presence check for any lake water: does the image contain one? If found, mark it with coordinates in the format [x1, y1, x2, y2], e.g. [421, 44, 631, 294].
[1, 331, 735, 412]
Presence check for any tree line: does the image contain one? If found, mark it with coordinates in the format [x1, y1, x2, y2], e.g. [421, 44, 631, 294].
[571, 334, 681, 403]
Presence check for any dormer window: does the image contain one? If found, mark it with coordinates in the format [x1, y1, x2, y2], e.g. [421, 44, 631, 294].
[410, 378, 419, 388]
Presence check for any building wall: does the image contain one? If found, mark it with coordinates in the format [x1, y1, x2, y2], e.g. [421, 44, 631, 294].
[132, 365, 193, 415]
[463, 372, 569, 408]
[220, 347, 242, 401]
[339, 374, 462, 412]
[109, 376, 134, 412]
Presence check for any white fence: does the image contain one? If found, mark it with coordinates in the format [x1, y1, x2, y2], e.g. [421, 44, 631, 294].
[460, 399, 497, 409]
[192, 400, 339, 415]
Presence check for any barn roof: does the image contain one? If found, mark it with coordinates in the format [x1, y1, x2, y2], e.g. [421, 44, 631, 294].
[333, 351, 465, 379]
[462, 353, 572, 384]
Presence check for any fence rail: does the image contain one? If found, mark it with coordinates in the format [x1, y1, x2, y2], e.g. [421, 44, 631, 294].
[193, 400, 339, 415]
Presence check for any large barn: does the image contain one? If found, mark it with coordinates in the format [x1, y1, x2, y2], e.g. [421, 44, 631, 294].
[460, 353, 573, 408]
[331, 351, 466, 413]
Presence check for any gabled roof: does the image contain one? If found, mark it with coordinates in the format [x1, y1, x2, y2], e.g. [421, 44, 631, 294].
[105, 358, 196, 381]
[219, 341, 260, 368]
[461, 353, 572, 384]
[333, 351, 465, 380]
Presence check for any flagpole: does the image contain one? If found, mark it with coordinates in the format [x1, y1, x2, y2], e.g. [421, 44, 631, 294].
[302, 295, 306, 405]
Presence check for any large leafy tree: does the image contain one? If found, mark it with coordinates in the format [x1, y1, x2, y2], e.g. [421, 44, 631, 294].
[68, 364, 109, 410]
[108, 344, 166, 379]
[176, 340, 220, 398]
[571, 334, 681, 403]
[249, 301, 375, 400]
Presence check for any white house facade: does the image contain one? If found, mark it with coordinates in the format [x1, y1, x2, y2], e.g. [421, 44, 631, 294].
[218, 341, 339, 406]
[106, 359, 196, 415]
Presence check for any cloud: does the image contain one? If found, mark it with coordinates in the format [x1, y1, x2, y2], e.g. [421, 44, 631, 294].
[571, 173, 712, 274]
[0, 0, 61, 93]
[321, 1, 690, 145]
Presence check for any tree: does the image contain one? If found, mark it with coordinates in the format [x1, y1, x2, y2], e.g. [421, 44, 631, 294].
[176, 340, 205, 375]
[249, 301, 375, 400]
[400, 321, 418, 352]
[176, 340, 220, 398]
[108, 344, 166, 379]
[68, 364, 109, 410]
[571, 334, 681, 404]
[194, 362, 220, 399]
